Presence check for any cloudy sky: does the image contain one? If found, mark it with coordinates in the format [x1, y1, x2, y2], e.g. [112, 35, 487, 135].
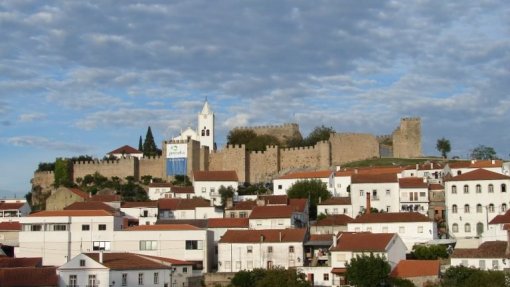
[1, 1, 510, 197]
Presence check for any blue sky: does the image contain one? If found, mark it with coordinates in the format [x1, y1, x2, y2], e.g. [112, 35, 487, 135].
[1, 1, 510, 197]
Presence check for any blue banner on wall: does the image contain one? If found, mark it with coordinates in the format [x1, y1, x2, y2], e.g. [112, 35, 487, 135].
[167, 158, 187, 176]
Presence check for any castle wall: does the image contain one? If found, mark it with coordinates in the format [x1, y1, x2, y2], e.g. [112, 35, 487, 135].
[139, 156, 164, 179]
[247, 146, 280, 183]
[73, 158, 136, 182]
[392, 118, 422, 158]
[234, 123, 302, 145]
[209, 145, 247, 182]
[32, 171, 54, 190]
[200, 146, 210, 171]
[329, 133, 379, 164]
[188, 140, 202, 176]
[280, 144, 323, 171]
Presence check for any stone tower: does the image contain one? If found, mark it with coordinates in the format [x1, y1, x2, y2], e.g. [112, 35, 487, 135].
[392, 117, 422, 158]
[198, 100, 215, 151]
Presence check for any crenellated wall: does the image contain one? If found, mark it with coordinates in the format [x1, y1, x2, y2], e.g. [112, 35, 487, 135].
[248, 146, 279, 183]
[139, 156, 164, 179]
[234, 123, 302, 144]
[330, 133, 380, 164]
[31, 171, 54, 190]
[73, 157, 137, 182]
[209, 144, 247, 182]
[392, 117, 421, 158]
[280, 142, 327, 171]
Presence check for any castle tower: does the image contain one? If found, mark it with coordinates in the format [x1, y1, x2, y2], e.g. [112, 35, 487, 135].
[198, 100, 215, 151]
[392, 117, 422, 158]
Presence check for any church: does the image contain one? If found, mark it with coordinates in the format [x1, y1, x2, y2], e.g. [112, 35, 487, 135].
[172, 100, 215, 152]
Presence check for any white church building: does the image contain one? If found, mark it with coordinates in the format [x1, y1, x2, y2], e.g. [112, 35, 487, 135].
[173, 100, 215, 151]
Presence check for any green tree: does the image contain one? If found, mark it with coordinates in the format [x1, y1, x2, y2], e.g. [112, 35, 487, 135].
[237, 182, 270, 196]
[303, 125, 334, 146]
[138, 135, 143, 151]
[36, 162, 55, 172]
[143, 126, 159, 157]
[411, 244, 448, 260]
[230, 267, 309, 287]
[227, 129, 257, 145]
[218, 185, 235, 207]
[436, 138, 451, 158]
[470, 145, 497, 160]
[287, 179, 331, 219]
[441, 266, 478, 287]
[172, 175, 192, 186]
[54, 158, 73, 188]
[345, 253, 391, 287]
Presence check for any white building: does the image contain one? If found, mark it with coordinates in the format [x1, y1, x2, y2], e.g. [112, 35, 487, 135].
[398, 177, 429, 214]
[120, 201, 158, 225]
[57, 252, 196, 287]
[486, 210, 510, 242]
[347, 212, 436, 251]
[106, 145, 143, 159]
[0, 200, 31, 218]
[158, 198, 223, 220]
[273, 170, 334, 196]
[173, 100, 215, 151]
[217, 228, 307, 272]
[148, 183, 195, 200]
[401, 162, 445, 184]
[450, 241, 510, 271]
[350, 173, 400, 216]
[192, 170, 239, 205]
[248, 199, 308, 229]
[446, 160, 504, 177]
[332, 170, 353, 197]
[445, 169, 510, 241]
[317, 197, 353, 218]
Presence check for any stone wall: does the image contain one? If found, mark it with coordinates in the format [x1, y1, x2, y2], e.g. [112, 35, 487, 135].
[234, 123, 302, 144]
[73, 157, 137, 182]
[209, 144, 247, 182]
[32, 171, 54, 190]
[248, 146, 279, 183]
[139, 156, 164, 179]
[280, 144, 323, 171]
[330, 133, 380, 164]
[392, 117, 422, 158]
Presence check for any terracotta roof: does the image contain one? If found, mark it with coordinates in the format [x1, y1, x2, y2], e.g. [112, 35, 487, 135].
[314, 214, 353, 226]
[69, 188, 90, 199]
[121, 201, 158, 208]
[124, 224, 200, 231]
[278, 170, 333, 180]
[451, 241, 509, 259]
[351, 173, 398, 184]
[404, 162, 444, 171]
[28, 210, 113, 217]
[226, 200, 257, 211]
[87, 194, 121, 202]
[0, 222, 21, 231]
[64, 201, 116, 213]
[428, 184, 444, 191]
[334, 170, 354, 177]
[85, 253, 167, 270]
[446, 169, 510, 182]
[249, 205, 294, 219]
[391, 260, 440, 278]
[346, 166, 405, 175]
[289, 198, 308, 212]
[399, 177, 428, 188]
[140, 254, 192, 266]
[0, 257, 42, 268]
[489, 210, 510, 225]
[193, 170, 238, 181]
[219, 228, 307, 243]
[319, 197, 351, 205]
[351, 212, 431, 224]
[171, 186, 194, 194]
[260, 195, 289, 205]
[148, 182, 173, 188]
[449, 160, 503, 169]
[330, 232, 396, 252]
[158, 198, 211, 210]
[0, 203, 24, 210]
[0, 267, 58, 286]
[156, 219, 208, 229]
[309, 234, 335, 242]
[208, 218, 249, 228]
[108, 145, 141, 155]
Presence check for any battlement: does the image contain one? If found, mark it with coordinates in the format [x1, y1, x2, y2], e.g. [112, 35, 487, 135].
[73, 157, 135, 165]
[224, 144, 246, 149]
[248, 145, 278, 155]
[401, 117, 421, 122]
[234, 123, 299, 130]
[140, 156, 162, 160]
[164, 139, 190, 145]
[34, 170, 54, 175]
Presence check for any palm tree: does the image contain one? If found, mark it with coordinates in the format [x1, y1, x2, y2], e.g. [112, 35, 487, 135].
[436, 138, 451, 158]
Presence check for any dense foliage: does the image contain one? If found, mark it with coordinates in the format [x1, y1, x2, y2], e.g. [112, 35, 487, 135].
[345, 253, 391, 287]
[54, 158, 73, 188]
[287, 179, 331, 219]
[410, 245, 448, 260]
[218, 185, 235, 207]
[77, 172, 148, 201]
[470, 145, 497, 160]
[441, 266, 506, 287]
[230, 267, 310, 287]
[237, 182, 271, 195]
[172, 175, 192, 186]
[287, 125, 335, 147]
[143, 126, 161, 157]
[436, 138, 451, 158]
[227, 129, 280, 151]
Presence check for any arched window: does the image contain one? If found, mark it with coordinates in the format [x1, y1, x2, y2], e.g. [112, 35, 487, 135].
[476, 184, 481, 193]
[452, 223, 459, 233]
[476, 204, 483, 213]
[489, 204, 495, 213]
[452, 205, 458, 213]
[476, 222, 484, 235]
[452, 185, 457, 194]
[463, 185, 469, 194]
[206, 129, 210, 136]
[502, 204, 507, 212]
[502, 184, 507, 193]
[201, 130, 205, 136]
[464, 204, 470, 213]
[489, 184, 494, 193]
[457, 171, 462, 175]
[465, 223, 471, 233]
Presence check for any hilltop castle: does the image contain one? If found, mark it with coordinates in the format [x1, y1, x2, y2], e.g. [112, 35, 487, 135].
[33, 101, 422, 189]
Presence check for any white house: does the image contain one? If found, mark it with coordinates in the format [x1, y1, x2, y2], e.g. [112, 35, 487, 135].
[192, 170, 239, 205]
[173, 100, 215, 151]
[57, 252, 196, 287]
[217, 228, 307, 272]
[106, 145, 143, 159]
[332, 170, 353, 197]
[273, 170, 334, 196]
[446, 160, 504, 177]
[485, 210, 510, 242]
[398, 177, 429, 214]
[350, 173, 400, 216]
[401, 162, 445, 184]
[148, 183, 195, 200]
[310, 214, 353, 235]
[450, 241, 510, 271]
[445, 169, 510, 242]
[158, 198, 223, 220]
[0, 200, 31, 218]
[317, 197, 353, 218]
[248, 199, 308, 229]
[347, 212, 436, 251]
[120, 201, 158, 225]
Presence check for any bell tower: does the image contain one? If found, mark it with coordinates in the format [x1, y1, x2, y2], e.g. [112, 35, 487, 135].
[198, 99, 215, 151]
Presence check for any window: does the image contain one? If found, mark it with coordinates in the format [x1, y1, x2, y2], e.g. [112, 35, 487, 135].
[235, 261, 241, 270]
[461, 259, 468, 266]
[229, 212, 235, 218]
[239, 212, 247, 218]
[30, 224, 42, 231]
[289, 246, 294, 253]
[465, 223, 471, 233]
[463, 185, 469, 194]
[489, 184, 494, 193]
[399, 226, 405, 233]
[452, 204, 458, 213]
[69, 275, 77, 287]
[98, 224, 106, 231]
[503, 204, 508, 212]
[502, 184, 507, 193]
[360, 190, 364, 197]
[489, 204, 495, 213]
[247, 246, 253, 253]
[278, 185, 282, 190]
[206, 129, 210, 136]
[185, 240, 203, 250]
[53, 224, 67, 231]
[138, 273, 144, 285]
[464, 204, 470, 213]
[477, 204, 483, 213]
[479, 260, 486, 270]
[324, 273, 330, 281]
[210, 188, 215, 194]
[80, 259, 86, 266]
[382, 226, 388, 233]
[452, 185, 457, 194]
[333, 208, 338, 214]
[493, 260, 499, 270]
[418, 226, 423, 233]
[122, 273, 128, 286]
[88, 275, 97, 286]
[154, 272, 159, 284]
[140, 240, 157, 251]
[366, 227, 372, 232]
[452, 223, 459, 233]
[419, 192, 426, 197]
[201, 187, 206, 193]
[201, 130, 205, 136]
[386, 189, 391, 195]
[476, 184, 481, 193]
[93, 241, 111, 251]
[82, 224, 90, 231]
[268, 246, 273, 253]
[267, 261, 273, 269]
[183, 267, 188, 273]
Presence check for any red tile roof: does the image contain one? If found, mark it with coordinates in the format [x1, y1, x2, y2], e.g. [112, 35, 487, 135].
[319, 197, 351, 205]
[171, 186, 194, 194]
[289, 198, 308, 212]
[148, 182, 173, 188]
[489, 210, 510, 225]
[0, 203, 24, 210]
[330, 232, 396, 252]
[69, 188, 90, 199]
[226, 200, 257, 211]
[64, 201, 116, 213]
[140, 254, 192, 266]
[0, 257, 42, 268]
[249, 205, 294, 219]
[449, 160, 503, 169]
[193, 170, 238, 181]
[87, 194, 121, 202]
[219, 228, 307, 243]
[121, 201, 158, 208]
[108, 145, 141, 155]
[0, 222, 21, 231]
[452, 241, 509, 259]
[86, 253, 167, 270]
[124, 224, 200, 231]
[314, 214, 353, 226]
[208, 218, 249, 228]
[158, 198, 211, 210]
[28, 210, 113, 217]
[351, 173, 398, 184]
[309, 234, 335, 242]
[351, 212, 432, 223]
[428, 184, 444, 191]
[447, 169, 510, 181]
[399, 177, 428, 188]
[260, 195, 289, 205]
[345, 166, 405, 176]
[390, 260, 440, 278]
[278, 170, 333, 180]
[0, 267, 58, 286]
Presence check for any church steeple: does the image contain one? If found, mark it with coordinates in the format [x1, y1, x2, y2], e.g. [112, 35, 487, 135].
[201, 99, 212, 115]
[198, 99, 215, 151]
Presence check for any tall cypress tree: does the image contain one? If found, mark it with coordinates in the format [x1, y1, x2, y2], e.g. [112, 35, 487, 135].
[138, 135, 143, 151]
[143, 126, 158, 157]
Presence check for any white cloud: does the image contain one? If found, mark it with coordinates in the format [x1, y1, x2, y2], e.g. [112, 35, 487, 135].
[18, 113, 46, 122]
[6, 136, 90, 152]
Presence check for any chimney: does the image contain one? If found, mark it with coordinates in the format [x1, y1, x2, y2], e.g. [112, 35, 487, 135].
[366, 193, 371, 214]
[279, 231, 282, 242]
[260, 235, 264, 243]
[492, 160, 496, 164]
[355, 169, 358, 174]
[415, 164, 419, 170]
[332, 234, 337, 247]
[226, 197, 233, 209]
[318, 197, 322, 204]
[430, 162, 433, 169]
[99, 251, 103, 264]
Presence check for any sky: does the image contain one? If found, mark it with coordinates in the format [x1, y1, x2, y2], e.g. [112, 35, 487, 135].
[1, 1, 510, 197]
